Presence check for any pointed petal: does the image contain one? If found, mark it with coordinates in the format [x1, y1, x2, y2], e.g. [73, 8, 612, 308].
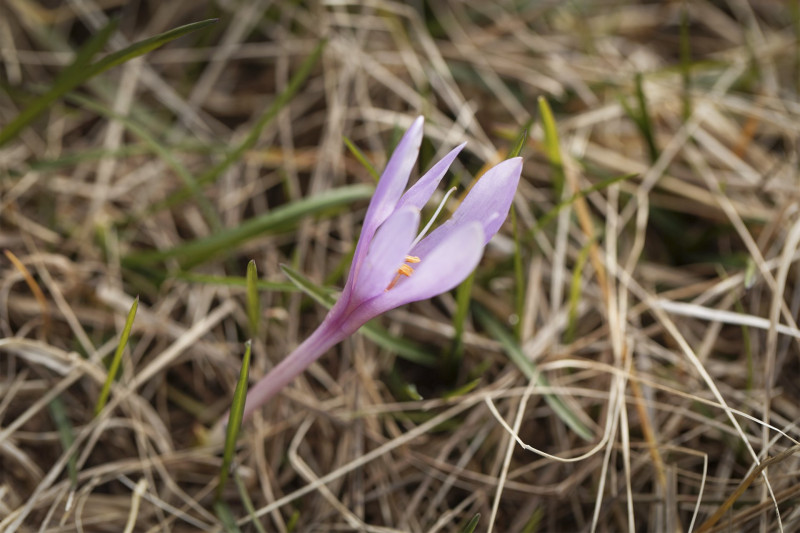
[370, 221, 485, 311]
[345, 117, 424, 291]
[410, 157, 521, 260]
[352, 206, 420, 302]
[396, 142, 466, 211]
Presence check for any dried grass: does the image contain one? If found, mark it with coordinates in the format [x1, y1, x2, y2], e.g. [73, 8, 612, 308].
[2, 1, 800, 531]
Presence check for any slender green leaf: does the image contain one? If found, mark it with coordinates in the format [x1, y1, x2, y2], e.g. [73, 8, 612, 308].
[0, 19, 116, 147]
[233, 470, 267, 533]
[564, 239, 593, 344]
[0, 19, 217, 147]
[171, 271, 298, 292]
[94, 296, 138, 416]
[634, 73, 659, 162]
[48, 397, 77, 486]
[509, 118, 533, 158]
[446, 270, 475, 381]
[217, 340, 251, 501]
[214, 500, 243, 533]
[475, 305, 593, 441]
[280, 264, 438, 367]
[246, 261, 260, 338]
[123, 184, 373, 268]
[461, 513, 481, 533]
[344, 137, 380, 181]
[537, 97, 565, 198]
[511, 205, 525, 340]
[679, 3, 693, 122]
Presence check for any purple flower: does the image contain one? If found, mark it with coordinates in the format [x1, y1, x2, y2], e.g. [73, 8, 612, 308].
[241, 116, 522, 421]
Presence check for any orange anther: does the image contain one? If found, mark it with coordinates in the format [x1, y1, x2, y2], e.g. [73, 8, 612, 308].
[386, 256, 422, 291]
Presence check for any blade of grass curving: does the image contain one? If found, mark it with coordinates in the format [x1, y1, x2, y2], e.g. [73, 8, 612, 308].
[461, 513, 481, 533]
[0, 19, 217, 147]
[564, 239, 593, 344]
[537, 97, 565, 199]
[0, 19, 116, 147]
[172, 271, 297, 292]
[233, 470, 267, 533]
[217, 340, 251, 502]
[246, 261, 260, 338]
[280, 264, 438, 367]
[94, 296, 138, 416]
[344, 136, 379, 182]
[474, 305, 593, 441]
[213, 500, 243, 533]
[122, 184, 373, 269]
[47, 396, 77, 486]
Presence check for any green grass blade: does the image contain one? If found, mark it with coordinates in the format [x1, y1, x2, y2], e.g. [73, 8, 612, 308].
[94, 296, 138, 417]
[246, 261, 260, 338]
[48, 396, 77, 486]
[564, 239, 593, 344]
[537, 97, 565, 199]
[217, 340, 251, 502]
[679, 3, 693, 121]
[633, 73, 659, 162]
[509, 119, 533, 158]
[446, 270, 475, 381]
[0, 19, 217, 148]
[460, 513, 481, 533]
[214, 500, 243, 533]
[280, 264, 438, 367]
[511, 205, 525, 340]
[0, 19, 116, 147]
[171, 271, 297, 292]
[123, 184, 373, 269]
[233, 470, 267, 533]
[344, 136, 379, 181]
[474, 305, 593, 441]
[89, 19, 218, 77]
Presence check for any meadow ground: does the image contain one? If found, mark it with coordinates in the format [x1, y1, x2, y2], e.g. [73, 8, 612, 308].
[1, 1, 800, 531]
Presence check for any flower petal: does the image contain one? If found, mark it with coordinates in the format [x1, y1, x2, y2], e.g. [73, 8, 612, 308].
[346, 116, 424, 290]
[352, 206, 420, 303]
[410, 157, 521, 260]
[370, 221, 485, 311]
[395, 142, 466, 212]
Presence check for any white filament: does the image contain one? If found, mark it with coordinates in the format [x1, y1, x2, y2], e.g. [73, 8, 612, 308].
[411, 187, 457, 248]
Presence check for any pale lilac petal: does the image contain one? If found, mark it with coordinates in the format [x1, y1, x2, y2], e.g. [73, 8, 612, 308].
[410, 157, 521, 260]
[345, 117, 424, 291]
[395, 142, 466, 211]
[352, 206, 419, 302]
[369, 221, 485, 312]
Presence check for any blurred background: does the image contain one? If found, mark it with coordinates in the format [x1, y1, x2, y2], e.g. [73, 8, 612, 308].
[1, 1, 799, 531]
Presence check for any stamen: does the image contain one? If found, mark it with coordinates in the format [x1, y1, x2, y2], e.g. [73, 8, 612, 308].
[411, 187, 457, 248]
[386, 256, 422, 290]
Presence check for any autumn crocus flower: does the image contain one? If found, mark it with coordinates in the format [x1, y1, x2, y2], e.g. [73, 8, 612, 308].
[241, 116, 522, 421]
